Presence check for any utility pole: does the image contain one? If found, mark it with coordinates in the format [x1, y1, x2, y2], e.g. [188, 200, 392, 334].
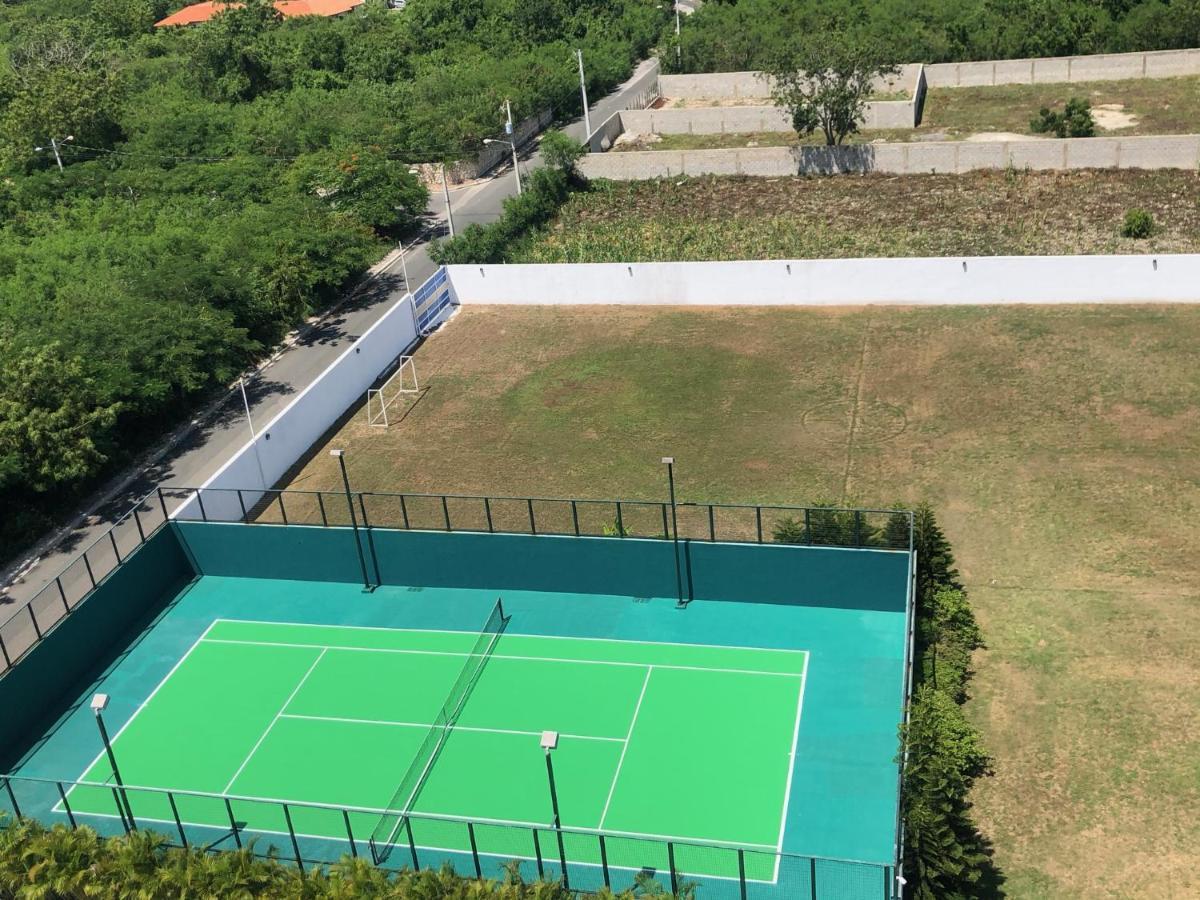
[35, 134, 73, 171]
[440, 163, 455, 237]
[576, 49, 592, 137]
[676, 4, 682, 68]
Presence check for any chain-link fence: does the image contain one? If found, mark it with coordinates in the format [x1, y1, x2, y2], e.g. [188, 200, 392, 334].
[1, 774, 895, 899]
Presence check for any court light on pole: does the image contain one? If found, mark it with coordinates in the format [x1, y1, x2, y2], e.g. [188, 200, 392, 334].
[91, 693, 136, 830]
[483, 139, 522, 195]
[540, 731, 569, 888]
[663, 457, 685, 607]
[330, 449, 374, 591]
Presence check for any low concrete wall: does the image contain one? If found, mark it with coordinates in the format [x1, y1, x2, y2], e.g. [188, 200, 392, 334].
[659, 64, 921, 100]
[446, 257, 1200, 306]
[580, 133, 1200, 178]
[925, 47, 1200, 87]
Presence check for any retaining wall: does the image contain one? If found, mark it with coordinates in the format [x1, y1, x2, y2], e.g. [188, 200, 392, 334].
[925, 46, 1200, 87]
[445, 256, 1200, 306]
[174, 271, 459, 523]
[580, 133, 1200, 179]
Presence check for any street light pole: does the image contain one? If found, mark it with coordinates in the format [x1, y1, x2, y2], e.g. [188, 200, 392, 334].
[91, 694, 136, 830]
[483, 139, 522, 195]
[540, 731, 569, 888]
[576, 49, 592, 137]
[676, 5, 681, 68]
[330, 449, 373, 591]
[239, 379, 268, 492]
[397, 237, 410, 286]
[34, 134, 73, 172]
[663, 457, 685, 607]
[440, 163, 455, 237]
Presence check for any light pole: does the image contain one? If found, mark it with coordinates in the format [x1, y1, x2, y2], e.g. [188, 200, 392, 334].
[575, 49, 592, 137]
[91, 694, 136, 830]
[675, 4, 681, 68]
[440, 164, 455, 237]
[34, 134, 73, 171]
[397, 237, 410, 286]
[483, 139, 522, 195]
[540, 731, 569, 888]
[239, 378, 268, 492]
[663, 457, 685, 607]
[330, 449, 373, 591]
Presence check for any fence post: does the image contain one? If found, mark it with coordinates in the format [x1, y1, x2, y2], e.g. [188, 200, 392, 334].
[804, 508, 812, 544]
[0, 634, 10, 668]
[112, 788, 130, 833]
[738, 849, 747, 900]
[27, 606, 42, 641]
[196, 490, 208, 522]
[167, 791, 188, 847]
[342, 809, 358, 858]
[225, 798, 242, 848]
[317, 493, 328, 526]
[442, 495, 451, 531]
[2, 778, 20, 818]
[56, 577, 70, 614]
[532, 828, 544, 878]
[282, 803, 304, 874]
[571, 500, 580, 536]
[406, 817, 420, 871]
[109, 531, 122, 564]
[615, 501, 624, 537]
[400, 494, 410, 529]
[854, 510, 863, 547]
[484, 497, 494, 532]
[528, 498, 536, 534]
[708, 505, 716, 541]
[468, 822, 482, 878]
[599, 835, 611, 888]
[157, 487, 168, 520]
[810, 857, 818, 900]
[278, 492, 289, 525]
[82, 551, 96, 588]
[237, 490, 248, 522]
[668, 841, 678, 895]
[359, 494, 371, 529]
[133, 507, 146, 541]
[56, 782, 77, 829]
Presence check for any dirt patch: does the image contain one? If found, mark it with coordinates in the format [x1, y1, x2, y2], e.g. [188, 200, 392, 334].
[1093, 102, 1139, 131]
[963, 130, 1045, 142]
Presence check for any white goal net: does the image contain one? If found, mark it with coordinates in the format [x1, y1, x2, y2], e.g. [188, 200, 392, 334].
[366, 356, 419, 427]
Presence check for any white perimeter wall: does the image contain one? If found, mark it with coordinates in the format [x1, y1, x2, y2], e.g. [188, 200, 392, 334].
[446, 256, 1200, 307]
[174, 276, 457, 522]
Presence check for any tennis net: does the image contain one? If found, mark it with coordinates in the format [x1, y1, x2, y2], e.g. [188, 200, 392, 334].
[369, 598, 508, 862]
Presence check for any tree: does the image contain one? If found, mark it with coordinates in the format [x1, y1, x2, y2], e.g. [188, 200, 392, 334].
[769, 30, 899, 145]
[912, 503, 960, 609]
[539, 128, 587, 177]
[290, 143, 429, 233]
[1030, 97, 1096, 137]
[0, 335, 121, 493]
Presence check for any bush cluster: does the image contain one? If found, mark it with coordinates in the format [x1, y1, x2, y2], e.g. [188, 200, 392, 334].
[1030, 97, 1096, 138]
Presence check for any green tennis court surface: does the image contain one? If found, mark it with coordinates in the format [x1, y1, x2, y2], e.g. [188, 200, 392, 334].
[65, 616, 808, 881]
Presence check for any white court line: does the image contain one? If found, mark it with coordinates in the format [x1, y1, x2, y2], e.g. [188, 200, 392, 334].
[279, 713, 626, 744]
[59, 621, 221, 811]
[200, 637, 802, 679]
[598, 666, 654, 831]
[773, 650, 810, 881]
[210, 617, 810, 658]
[221, 649, 327, 794]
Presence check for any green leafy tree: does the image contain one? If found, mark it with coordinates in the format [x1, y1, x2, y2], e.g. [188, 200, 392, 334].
[0, 336, 121, 493]
[539, 128, 587, 177]
[912, 503, 960, 609]
[291, 143, 429, 233]
[769, 30, 900, 145]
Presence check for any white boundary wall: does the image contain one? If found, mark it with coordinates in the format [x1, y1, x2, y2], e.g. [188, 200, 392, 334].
[446, 256, 1200, 307]
[174, 274, 458, 522]
[925, 47, 1200, 87]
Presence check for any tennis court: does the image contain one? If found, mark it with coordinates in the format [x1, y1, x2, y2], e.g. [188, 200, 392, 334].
[63, 605, 809, 883]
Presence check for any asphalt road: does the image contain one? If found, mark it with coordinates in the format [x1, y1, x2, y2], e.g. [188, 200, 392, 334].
[0, 59, 659, 646]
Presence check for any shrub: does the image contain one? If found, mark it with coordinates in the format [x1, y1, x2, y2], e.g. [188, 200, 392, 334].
[1122, 207, 1155, 238]
[1030, 97, 1096, 138]
[539, 129, 587, 177]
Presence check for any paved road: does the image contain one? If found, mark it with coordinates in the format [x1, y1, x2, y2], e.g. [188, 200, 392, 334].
[0, 59, 659, 642]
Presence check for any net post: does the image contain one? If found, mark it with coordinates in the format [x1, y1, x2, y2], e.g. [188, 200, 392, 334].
[56, 577, 70, 614]
[317, 493, 328, 526]
[756, 507, 763, 542]
[532, 828, 544, 878]
[406, 817, 419, 871]
[133, 507, 146, 541]
[342, 808, 358, 858]
[167, 791, 187, 847]
[442, 495, 451, 530]
[56, 782, 76, 829]
[277, 492, 289, 525]
[27, 605, 42, 641]
[484, 497, 494, 532]
[282, 803, 304, 874]
[809, 856, 818, 900]
[738, 849, 747, 900]
[527, 498, 536, 534]
[2, 777, 20, 818]
[468, 821, 482, 878]
[225, 798, 241, 848]
[571, 500, 580, 535]
[83, 552, 96, 588]
[237, 490, 247, 522]
[668, 841, 678, 895]
[599, 834, 610, 888]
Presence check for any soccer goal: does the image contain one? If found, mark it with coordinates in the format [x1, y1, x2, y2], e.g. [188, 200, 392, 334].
[366, 356, 419, 427]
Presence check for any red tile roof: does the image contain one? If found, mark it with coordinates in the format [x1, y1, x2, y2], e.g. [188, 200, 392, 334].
[155, 0, 363, 28]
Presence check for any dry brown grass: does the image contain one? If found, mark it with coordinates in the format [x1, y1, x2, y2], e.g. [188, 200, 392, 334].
[283, 304, 1200, 898]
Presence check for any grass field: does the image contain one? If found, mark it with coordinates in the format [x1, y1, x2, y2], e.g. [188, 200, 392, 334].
[516, 171, 1200, 261]
[283, 304, 1200, 898]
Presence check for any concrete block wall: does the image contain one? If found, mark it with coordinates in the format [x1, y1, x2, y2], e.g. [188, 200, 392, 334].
[924, 47, 1200, 87]
[579, 133, 1200, 179]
